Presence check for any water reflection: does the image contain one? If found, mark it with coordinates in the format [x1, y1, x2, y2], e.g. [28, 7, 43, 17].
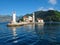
[28, 24, 35, 30]
[12, 27, 17, 38]
[37, 24, 44, 30]
[24, 24, 35, 33]
[35, 24, 45, 39]
[10, 27, 18, 43]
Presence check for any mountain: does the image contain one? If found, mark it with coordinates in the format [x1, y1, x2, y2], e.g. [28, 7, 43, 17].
[0, 10, 60, 22]
[0, 15, 19, 22]
[21, 10, 60, 22]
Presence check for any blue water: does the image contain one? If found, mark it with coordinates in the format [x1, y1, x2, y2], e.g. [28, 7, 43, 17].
[0, 22, 60, 45]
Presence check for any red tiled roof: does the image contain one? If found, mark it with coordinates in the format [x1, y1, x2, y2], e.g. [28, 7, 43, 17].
[24, 16, 28, 18]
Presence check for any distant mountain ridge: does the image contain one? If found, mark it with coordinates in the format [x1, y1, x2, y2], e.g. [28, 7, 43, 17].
[0, 15, 19, 22]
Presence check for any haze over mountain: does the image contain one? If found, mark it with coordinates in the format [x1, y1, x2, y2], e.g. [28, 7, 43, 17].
[0, 15, 19, 22]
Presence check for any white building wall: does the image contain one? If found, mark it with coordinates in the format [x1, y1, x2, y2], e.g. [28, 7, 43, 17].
[28, 16, 32, 21]
[38, 20, 44, 23]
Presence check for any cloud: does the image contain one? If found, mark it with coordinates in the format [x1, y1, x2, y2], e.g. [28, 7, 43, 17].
[48, 0, 57, 5]
[37, 7, 48, 11]
[37, 7, 55, 11]
[48, 7, 54, 10]
[37, 7, 44, 11]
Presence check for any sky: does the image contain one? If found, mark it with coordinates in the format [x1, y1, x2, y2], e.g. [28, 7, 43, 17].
[0, 0, 60, 16]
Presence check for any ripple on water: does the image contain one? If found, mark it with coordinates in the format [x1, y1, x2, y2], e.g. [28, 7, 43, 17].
[0, 23, 60, 45]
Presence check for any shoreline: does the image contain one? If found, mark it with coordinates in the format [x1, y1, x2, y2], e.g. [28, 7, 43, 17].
[7, 22, 44, 27]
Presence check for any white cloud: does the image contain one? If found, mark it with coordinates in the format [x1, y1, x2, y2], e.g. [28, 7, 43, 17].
[37, 7, 44, 11]
[37, 7, 48, 11]
[48, 7, 54, 10]
[49, 0, 57, 5]
[37, 7, 55, 11]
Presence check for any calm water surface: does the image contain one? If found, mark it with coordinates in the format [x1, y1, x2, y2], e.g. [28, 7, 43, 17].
[0, 22, 60, 45]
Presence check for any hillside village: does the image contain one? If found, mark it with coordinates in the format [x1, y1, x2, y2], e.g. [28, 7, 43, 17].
[7, 12, 44, 26]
